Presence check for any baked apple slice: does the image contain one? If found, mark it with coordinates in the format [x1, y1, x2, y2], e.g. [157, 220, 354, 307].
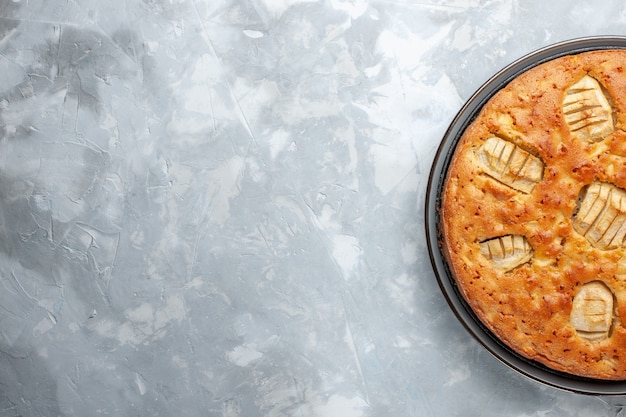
[563, 75, 614, 142]
[477, 136, 543, 194]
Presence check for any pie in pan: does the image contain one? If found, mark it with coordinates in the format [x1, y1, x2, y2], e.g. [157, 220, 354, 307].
[441, 49, 626, 380]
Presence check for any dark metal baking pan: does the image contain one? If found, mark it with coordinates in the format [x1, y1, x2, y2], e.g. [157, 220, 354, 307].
[425, 36, 626, 395]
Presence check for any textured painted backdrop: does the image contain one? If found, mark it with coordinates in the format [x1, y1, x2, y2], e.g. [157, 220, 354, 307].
[0, 0, 625, 416]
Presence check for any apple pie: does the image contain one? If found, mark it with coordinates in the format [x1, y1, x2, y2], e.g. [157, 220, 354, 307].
[441, 49, 626, 380]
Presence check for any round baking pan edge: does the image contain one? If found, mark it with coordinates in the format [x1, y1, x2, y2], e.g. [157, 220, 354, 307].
[426, 36, 626, 395]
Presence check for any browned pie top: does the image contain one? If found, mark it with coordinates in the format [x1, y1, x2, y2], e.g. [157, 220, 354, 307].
[441, 49, 626, 380]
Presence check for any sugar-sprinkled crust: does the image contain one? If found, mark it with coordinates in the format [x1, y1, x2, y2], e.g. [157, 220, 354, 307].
[442, 49, 626, 380]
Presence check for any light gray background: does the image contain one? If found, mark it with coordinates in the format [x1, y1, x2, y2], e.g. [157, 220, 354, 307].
[0, 0, 625, 416]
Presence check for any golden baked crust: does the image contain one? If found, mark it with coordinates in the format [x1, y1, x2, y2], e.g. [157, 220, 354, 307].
[441, 49, 626, 380]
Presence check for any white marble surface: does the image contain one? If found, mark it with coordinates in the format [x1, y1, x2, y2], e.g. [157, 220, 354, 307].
[1, 0, 626, 416]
